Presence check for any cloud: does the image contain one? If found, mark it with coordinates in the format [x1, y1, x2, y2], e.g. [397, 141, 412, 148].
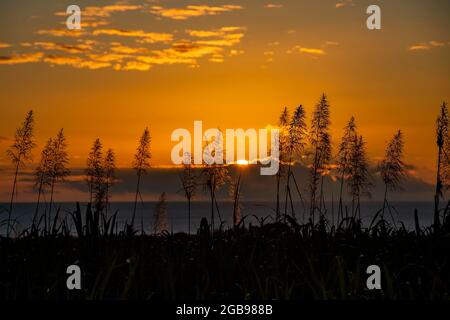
[336, 0, 355, 8]
[196, 36, 243, 47]
[287, 41, 337, 56]
[110, 43, 149, 54]
[55, 4, 143, 18]
[324, 41, 339, 47]
[3, 15, 244, 71]
[43, 164, 435, 203]
[170, 41, 223, 57]
[93, 29, 173, 43]
[0, 43, 11, 48]
[187, 30, 224, 38]
[54, 4, 143, 29]
[229, 49, 244, 56]
[88, 53, 127, 62]
[186, 26, 243, 38]
[409, 44, 430, 51]
[107, 38, 241, 70]
[135, 41, 223, 66]
[1, 34, 241, 71]
[81, 20, 110, 28]
[31, 41, 93, 53]
[264, 4, 283, 9]
[264, 50, 274, 63]
[149, 4, 243, 20]
[429, 40, 445, 47]
[116, 61, 152, 71]
[36, 29, 86, 37]
[43, 55, 111, 69]
[409, 40, 448, 51]
[135, 54, 195, 66]
[300, 48, 326, 55]
[209, 56, 225, 63]
[186, 26, 245, 47]
[288, 45, 326, 56]
[0, 52, 43, 65]
[83, 4, 143, 17]
[0, 136, 9, 142]
[42, 55, 82, 66]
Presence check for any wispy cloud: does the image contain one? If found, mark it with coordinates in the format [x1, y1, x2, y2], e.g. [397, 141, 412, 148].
[229, 49, 244, 57]
[30, 41, 93, 53]
[186, 26, 243, 38]
[120, 35, 231, 68]
[36, 29, 86, 37]
[286, 41, 338, 56]
[195, 38, 241, 47]
[409, 40, 448, 51]
[149, 4, 243, 20]
[88, 53, 127, 63]
[109, 39, 235, 71]
[117, 61, 152, 71]
[186, 26, 245, 47]
[323, 41, 339, 47]
[2, 4, 246, 72]
[55, 3, 143, 27]
[93, 29, 173, 43]
[429, 40, 446, 47]
[0, 43, 11, 48]
[287, 44, 328, 56]
[0, 52, 43, 65]
[336, 0, 355, 8]
[110, 43, 149, 54]
[264, 4, 284, 9]
[43, 55, 111, 69]
[55, 4, 143, 18]
[299, 47, 326, 55]
[264, 50, 274, 63]
[139, 41, 222, 64]
[409, 44, 430, 51]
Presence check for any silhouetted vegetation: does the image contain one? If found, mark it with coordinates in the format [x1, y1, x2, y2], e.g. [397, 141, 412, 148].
[309, 94, 332, 223]
[6, 110, 35, 237]
[378, 130, 406, 225]
[435, 102, 449, 230]
[202, 134, 229, 232]
[180, 152, 197, 235]
[1, 211, 450, 300]
[132, 127, 151, 228]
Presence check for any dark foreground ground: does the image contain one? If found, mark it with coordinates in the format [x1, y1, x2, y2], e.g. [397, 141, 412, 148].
[1, 211, 450, 300]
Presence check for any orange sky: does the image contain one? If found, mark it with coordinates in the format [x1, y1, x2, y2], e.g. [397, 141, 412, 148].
[0, 0, 449, 186]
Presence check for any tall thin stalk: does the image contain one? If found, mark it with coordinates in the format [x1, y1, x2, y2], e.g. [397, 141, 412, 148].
[434, 101, 449, 230]
[180, 152, 196, 234]
[132, 127, 151, 227]
[6, 110, 35, 237]
[308, 94, 331, 224]
[379, 130, 405, 222]
[284, 105, 307, 220]
[276, 107, 289, 221]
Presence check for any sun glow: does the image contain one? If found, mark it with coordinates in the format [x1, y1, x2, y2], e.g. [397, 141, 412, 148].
[236, 159, 249, 165]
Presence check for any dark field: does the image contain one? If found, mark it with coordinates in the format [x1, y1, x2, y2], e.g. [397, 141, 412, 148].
[1, 212, 450, 300]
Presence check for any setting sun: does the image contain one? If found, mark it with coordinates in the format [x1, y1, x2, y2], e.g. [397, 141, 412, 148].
[236, 159, 249, 166]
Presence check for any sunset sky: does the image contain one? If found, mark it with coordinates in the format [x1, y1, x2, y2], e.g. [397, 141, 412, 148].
[0, 0, 449, 201]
